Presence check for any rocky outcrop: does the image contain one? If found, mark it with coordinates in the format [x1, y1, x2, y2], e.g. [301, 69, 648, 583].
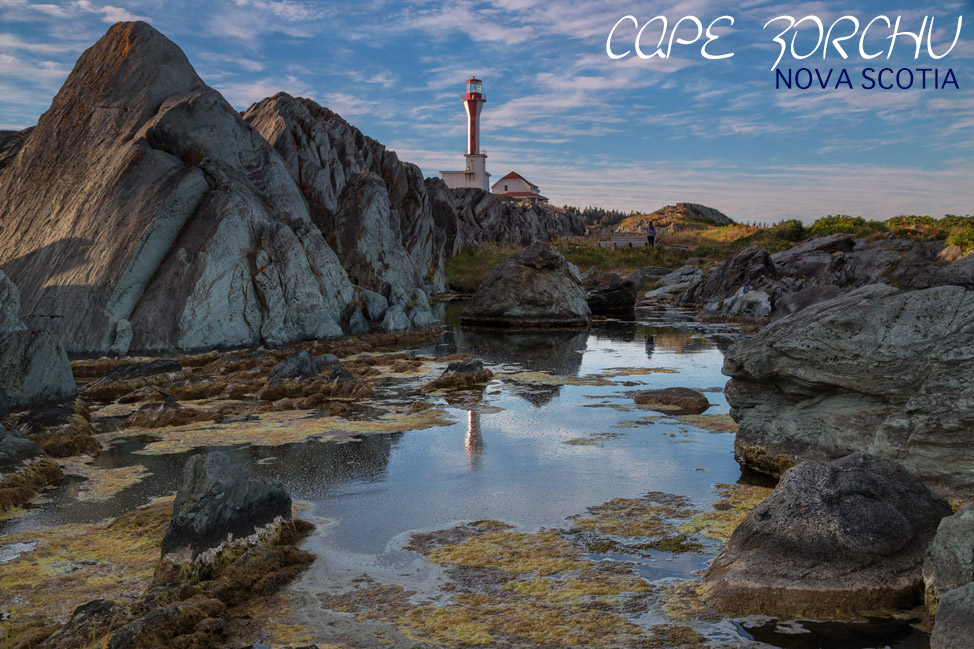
[681, 235, 973, 319]
[448, 188, 585, 246]
[642, 265, 704, 300]
[723, 284, 974, 496]
[931, 582, 974, 649]
[157, 452, 292, 580]
[924, 505, 974, 611]
[83, 359, 184, 401]
[0, 22, 352, 355]
[461, 244, 590, 327]
[634, 387, 710, 415]
[0, 271, 76, 409]
[586, 274, 637, 314]
[705, 453, 951, 619]
[423, 358, 493, 391]
[244, 93, 440, 327]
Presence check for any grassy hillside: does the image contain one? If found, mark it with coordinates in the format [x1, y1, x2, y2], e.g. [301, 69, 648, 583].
[615, 203, 734, 233]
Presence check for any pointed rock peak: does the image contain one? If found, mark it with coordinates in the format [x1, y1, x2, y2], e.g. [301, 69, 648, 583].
[47, 21, 204, 134]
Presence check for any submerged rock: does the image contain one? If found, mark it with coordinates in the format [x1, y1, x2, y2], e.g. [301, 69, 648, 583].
[930, 582, 974, 649]
[724, 284, 974, 496]
[633, 388, 710, 415]
[461, 243, 590, 328]
[705, 453, 951, 619]
[157, 451, 292, 581]
[924, 505, 974, 612]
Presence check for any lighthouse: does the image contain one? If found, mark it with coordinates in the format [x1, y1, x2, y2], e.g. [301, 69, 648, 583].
[440, 77, 490, 191]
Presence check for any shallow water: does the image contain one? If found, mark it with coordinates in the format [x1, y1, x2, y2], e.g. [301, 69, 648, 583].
[0, 305, 930, 648]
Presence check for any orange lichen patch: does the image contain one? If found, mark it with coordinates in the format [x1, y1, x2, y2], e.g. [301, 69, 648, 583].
[678, 484, 772, 543]
[0, 498, 173, 635]
[570, 493, 697, 538]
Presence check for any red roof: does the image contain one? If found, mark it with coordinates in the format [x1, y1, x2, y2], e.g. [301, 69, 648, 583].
[499, 171, 532, 183]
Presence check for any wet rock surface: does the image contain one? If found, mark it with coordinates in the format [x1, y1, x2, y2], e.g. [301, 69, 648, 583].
[158, 452, 293, 576]
[724, 283, 974, 496]
[924, 504, 974, 609]
[461, 243, 591, 327]
[705, 453, 951, 619]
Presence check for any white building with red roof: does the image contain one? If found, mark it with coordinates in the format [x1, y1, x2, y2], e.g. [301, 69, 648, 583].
[490, 171, 549, 205]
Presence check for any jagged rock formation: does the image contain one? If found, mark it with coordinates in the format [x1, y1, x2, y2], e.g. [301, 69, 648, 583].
[243, 93, 584, 326]
[0, 22, 352, 355]
[723, 284, 974, 496]
[0, 271, 76, 409]
[0, 23, 583, 356]
[705, 453, 951, 619]
[461, 243, 590, 328]
[680, 235, 974, 319]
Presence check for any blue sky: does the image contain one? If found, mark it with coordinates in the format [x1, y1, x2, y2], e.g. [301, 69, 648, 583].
[1, 0, 972, 222]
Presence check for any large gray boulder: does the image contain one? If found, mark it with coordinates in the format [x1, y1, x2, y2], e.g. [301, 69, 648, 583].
[158, 452, 292, 577]
[461, 244, 590, 327]
[931, 583, 974, 649]
[724, 284, 974, 496]
[924, 505, 974, 610]
[0, 22, 351, 355]
[705, 453, 951, 619]
[586, 274, 637, 314]
[0, 271, 76, 408]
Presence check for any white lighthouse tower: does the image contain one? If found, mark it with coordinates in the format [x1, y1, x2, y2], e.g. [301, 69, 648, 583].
[440, 77, 490, 191]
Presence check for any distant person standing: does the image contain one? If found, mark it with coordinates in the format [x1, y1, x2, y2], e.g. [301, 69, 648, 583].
[646, 221, 657, 249]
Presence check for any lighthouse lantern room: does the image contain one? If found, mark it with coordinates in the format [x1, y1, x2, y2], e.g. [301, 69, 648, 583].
[440, 77, 490, 191]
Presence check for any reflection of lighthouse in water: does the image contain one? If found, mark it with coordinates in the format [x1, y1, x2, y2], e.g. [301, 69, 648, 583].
[466, 410, 484, 470]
